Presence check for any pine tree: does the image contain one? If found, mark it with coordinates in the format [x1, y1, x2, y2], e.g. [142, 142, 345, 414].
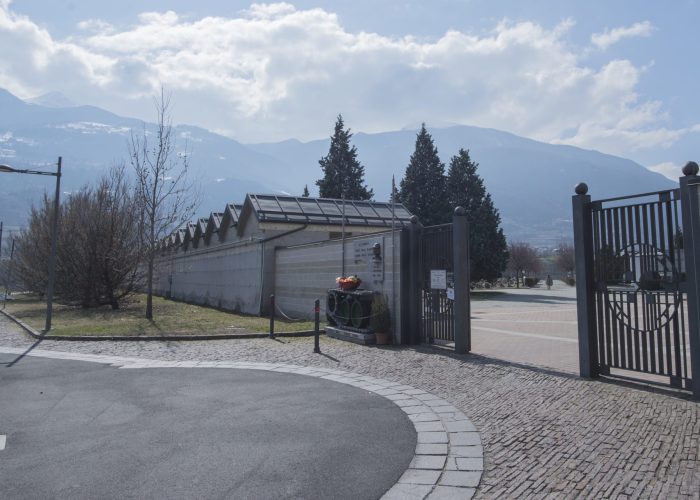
[316, 115, 373, 200]
[446, 149, 508, 281]
[302, 185, 310, 197]
[399, 124, 449, 226]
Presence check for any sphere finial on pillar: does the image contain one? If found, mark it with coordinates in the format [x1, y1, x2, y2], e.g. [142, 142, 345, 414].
[682, 161, 699, 176]
[454, 206, 465, 216]
[575, 182, 588, 195]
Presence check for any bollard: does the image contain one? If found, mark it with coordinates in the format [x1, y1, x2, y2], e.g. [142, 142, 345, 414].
[269, 294, 275, 339]
[314, 299, 321, 353]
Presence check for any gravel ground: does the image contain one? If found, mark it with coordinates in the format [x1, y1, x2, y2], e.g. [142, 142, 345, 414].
[2, 314, 699, 499]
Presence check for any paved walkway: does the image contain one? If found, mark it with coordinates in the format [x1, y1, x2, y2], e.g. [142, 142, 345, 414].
[1, 313, 699, 498]
[471, 282, 579, 374]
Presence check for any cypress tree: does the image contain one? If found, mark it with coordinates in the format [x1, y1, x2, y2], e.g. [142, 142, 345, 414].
[446, 148, 508, 281]
[399, 124, 449, 226]
[302, 185, 310, 197]
[316, 115, 373, 200]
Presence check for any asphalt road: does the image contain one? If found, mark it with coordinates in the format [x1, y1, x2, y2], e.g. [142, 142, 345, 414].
[0, 353, 415, 500]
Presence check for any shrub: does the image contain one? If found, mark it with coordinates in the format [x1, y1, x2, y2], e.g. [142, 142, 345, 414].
[369, 294, 391, 333]
[523, 277, 540, 288]
[563, 277, 576, 286]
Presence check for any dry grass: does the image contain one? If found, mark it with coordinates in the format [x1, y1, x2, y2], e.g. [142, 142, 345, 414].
[2, 294, 316, 337]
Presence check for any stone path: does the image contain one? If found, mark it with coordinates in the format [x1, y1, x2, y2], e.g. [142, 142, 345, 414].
[2, 315, 699, 499]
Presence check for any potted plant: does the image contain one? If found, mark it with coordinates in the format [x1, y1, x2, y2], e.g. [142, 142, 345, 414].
[336, 275, 361, 291]
[369, 294, 392, 345]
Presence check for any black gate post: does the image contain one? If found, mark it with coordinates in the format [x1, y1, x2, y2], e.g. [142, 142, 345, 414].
[407, 216, 422, 344]
[679, 161, 700, 400]
[572, 183, 599, 378]
[453, 207, 470, 354]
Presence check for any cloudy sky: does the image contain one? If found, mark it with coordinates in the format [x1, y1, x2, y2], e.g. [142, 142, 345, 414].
[1, 0, 698, 177]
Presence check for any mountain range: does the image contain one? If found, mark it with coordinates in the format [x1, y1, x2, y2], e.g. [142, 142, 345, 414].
[0, 88, 677, 246]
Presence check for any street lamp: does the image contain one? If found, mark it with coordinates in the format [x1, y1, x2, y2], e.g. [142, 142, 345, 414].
[0, 157, 62, 333]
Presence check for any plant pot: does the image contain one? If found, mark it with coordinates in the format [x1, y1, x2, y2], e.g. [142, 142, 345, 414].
[374, 331, 391, 345]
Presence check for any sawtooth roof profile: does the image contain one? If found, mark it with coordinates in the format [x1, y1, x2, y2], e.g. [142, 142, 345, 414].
[163, 194, 413, 250]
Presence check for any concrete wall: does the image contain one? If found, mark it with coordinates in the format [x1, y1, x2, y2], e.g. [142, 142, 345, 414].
[274, 230, 404, 342]
[155, 239, 264, 314]
[154, 220, 404, 322]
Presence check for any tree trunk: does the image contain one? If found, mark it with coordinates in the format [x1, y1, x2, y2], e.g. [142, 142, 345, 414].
[146, 253, 154, 320]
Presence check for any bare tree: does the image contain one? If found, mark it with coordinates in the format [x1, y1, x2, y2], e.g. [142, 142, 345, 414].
[507, 242, 542, 288]
[14, 165, 142, 308]
[130, 88, 199, 319]
[555, 242, 575, 277]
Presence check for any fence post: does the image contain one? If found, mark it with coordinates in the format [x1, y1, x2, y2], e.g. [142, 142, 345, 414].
[453, 207, 470, 354]
[269, 294, 275, 339]
[407, 216, 422, 344]
[572, 182, 598, 379]
[314, 298, 321, 353]
[679, 161, 700, 400]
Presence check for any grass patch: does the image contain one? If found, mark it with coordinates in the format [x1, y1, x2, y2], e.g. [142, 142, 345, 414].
[2, 294, 316, 337]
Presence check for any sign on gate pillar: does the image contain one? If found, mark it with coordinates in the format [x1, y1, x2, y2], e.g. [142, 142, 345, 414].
[453, 207, 470, 354]
[430, 269, 447, 289]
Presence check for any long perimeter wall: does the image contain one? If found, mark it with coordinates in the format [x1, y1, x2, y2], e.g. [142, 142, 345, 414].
[154, 239, 264, 314]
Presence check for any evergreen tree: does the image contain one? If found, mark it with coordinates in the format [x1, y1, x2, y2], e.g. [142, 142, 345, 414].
[399, 124, 449, 226]
[446, 149, 508, 281]
[316, 115, 373, 200]
[302, 185, 310, 197]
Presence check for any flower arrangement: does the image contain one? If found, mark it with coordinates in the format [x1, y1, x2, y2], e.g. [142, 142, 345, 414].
[336, 275, 361, 290]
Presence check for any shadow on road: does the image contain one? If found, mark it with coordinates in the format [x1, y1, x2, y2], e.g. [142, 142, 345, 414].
[3, 337, 44, 367]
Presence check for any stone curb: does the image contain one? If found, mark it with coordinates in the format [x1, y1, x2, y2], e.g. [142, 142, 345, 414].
[0, 345, 483, 499]
[0, 309, 319, 341]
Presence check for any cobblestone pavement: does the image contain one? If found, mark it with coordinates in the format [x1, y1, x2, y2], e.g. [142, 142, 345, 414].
[2, 315, 699, 499]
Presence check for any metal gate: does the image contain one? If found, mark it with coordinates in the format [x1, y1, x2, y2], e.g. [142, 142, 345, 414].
[573, 183, 697, 392]
[591, 189, 690, 388]
[419, 223, 454, 343]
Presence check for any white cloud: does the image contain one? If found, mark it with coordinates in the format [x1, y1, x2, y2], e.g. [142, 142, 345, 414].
[591, 21, 654, 50]
[647, 162, 682, 181]
[0, 3, 689, 156]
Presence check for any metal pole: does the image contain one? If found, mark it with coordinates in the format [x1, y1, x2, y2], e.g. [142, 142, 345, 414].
[572, 182, 598, 379]
[341, 193, 346, 277]
[314, 298, 320, 353]
[453, 207, 470, 354]
[679, 162, 700, 400]
[45, 156, 62, 333]
[0, 221, 3, 258]
[408, 216, 421, 344]
[391, 176, 397, 338]
[269, 294, 275, 339]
